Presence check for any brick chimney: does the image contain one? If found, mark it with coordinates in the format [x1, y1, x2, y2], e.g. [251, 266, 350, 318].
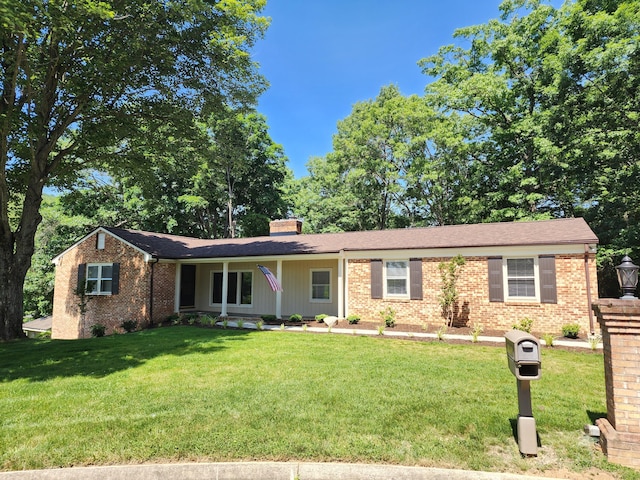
[269, 218, 302, 236]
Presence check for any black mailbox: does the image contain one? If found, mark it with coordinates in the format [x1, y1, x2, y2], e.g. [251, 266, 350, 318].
[505, 330, 541, 381]
[505, 329, 542, 456]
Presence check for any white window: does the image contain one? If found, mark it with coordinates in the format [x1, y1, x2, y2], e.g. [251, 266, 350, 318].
[385, 260, 409, 298]
[310, 269, 331, 302]
[504, 257, 538, 301]
[86, 263, 113, 295]
[211, 271, 253, 306]
[97, 233, 106, 250]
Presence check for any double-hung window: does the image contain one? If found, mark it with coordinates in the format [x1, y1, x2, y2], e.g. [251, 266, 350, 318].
[505, 258, 537, 299]
[385, 260, 409, 298]
[311, 269, 331, 302]
[86, 263, 113, 295]
[212, 271, 253, 306]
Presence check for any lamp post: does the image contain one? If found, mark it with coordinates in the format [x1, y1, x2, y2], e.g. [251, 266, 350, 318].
[615, 255, 639, 299]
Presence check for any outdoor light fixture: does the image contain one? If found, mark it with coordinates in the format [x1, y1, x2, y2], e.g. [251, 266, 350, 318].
[616, 255, 639, 299]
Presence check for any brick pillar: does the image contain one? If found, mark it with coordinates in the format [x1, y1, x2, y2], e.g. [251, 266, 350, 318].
[592, 299, 640, 469]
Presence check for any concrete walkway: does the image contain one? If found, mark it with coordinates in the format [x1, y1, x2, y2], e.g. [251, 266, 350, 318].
[0, 461, 567, 479]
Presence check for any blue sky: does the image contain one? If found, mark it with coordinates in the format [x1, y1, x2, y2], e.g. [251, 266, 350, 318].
[253, 1, 509, 178]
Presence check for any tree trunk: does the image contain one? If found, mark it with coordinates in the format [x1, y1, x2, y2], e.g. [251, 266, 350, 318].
[0, 174, 44, 341]
[0, 251, 29, 341]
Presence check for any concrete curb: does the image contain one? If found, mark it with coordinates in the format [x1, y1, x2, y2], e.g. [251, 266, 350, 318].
[0, 461, 565, 479]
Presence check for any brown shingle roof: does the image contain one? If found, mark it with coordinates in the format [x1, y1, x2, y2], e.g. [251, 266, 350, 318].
[104, 218, 598, 260]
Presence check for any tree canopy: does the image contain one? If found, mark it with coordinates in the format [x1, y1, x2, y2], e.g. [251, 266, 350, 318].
[292, 0, 640, 296]
[1, 0, 270, 340]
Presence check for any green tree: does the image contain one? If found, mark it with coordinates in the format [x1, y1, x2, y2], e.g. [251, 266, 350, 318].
[420, 0, 577, 222]
[1, 0, 268, 340]
[204, 109, 290, 238]
[295, 85, 457, 232]
[58, 109, 290, 240]
[557, 0, 640, 296]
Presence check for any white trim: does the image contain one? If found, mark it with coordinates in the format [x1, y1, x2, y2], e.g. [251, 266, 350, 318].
[383, 259, 410, 299]
[174, 263, 181, 313]
[343, 244, 588, 261]
[503, 257, 540, 303]
[51, 227, 154, 265]
[276, 260, 282, 320]
[310, 268, 332, 303]
[85, 263, 113, 295]
[338, 251, 345, 319]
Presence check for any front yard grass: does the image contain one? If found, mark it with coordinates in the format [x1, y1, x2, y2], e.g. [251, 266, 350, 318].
[0, 327, 637, 478]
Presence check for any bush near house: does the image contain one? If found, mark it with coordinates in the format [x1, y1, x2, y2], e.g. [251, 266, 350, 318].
[562, 323, 581, 339]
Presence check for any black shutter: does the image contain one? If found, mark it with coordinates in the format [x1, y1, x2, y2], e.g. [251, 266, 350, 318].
[488, 257, 504, 302]
[539, 255, 557, 304]
[111, 263, 120, 295]
[77, 264, 86, 290]
[410, 258, 423, 300]
[370, 259, 383, 299]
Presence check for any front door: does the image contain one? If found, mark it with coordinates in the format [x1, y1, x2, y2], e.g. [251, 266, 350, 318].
[180, 264, 196, 309]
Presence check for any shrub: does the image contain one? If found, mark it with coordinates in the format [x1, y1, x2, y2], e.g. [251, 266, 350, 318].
[588, 334, 602, 350]
[90, 324, 106, 337]
[471, 323, 483, 343]
[289, 313, 303, 322]
[167, 313, 182, 325]
[261, 314, 277, 323]
[347, 314, 360, 325]
[542, 333, 555, 347]
[438, 254, 466, 327]
[184, 313, 198, 325]
[379, 307, 396, 328]
[436, 324, 447, 341]
[200, 315, 216, 327]
[512, 317, 533, 333]
[120, 320, 138, 333]
[315, 314, 328, 323]
[236, 319, 245, 329]
[561, 323, 580, 339]
[256, 320, 264, 331]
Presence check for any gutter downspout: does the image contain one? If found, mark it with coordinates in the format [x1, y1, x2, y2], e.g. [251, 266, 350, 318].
[149, 257, 160, 326]
[584, 244, 595, 334]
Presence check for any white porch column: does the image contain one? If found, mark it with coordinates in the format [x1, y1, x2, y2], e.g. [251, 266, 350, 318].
[221, 261, 229, 317]
[173, 262, 181, 313]
[337, 253, 344, 319]
[276, 260, 283, 319]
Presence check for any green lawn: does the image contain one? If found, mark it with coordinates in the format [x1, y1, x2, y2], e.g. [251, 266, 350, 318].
[0, 327, 637, 478]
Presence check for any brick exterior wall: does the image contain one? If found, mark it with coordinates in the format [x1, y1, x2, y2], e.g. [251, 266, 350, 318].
[52, 232, 176, 339]
[347, 253, 597, 335]
[593, 300, 640, 470]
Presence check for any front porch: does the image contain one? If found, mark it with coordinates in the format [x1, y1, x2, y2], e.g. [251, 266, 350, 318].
[172, 256, 345, 320]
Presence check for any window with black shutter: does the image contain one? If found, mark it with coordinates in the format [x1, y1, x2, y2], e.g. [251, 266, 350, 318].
[370, 259, 383, 299]
[410, 258, 423, 300]
[487, 257, 504, 302]
[539, 255, 557, 304]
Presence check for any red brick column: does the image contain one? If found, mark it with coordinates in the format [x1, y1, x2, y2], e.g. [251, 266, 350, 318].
[592, 299, 640, 469]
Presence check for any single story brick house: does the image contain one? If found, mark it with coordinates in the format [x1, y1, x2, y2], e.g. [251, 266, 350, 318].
[51, 218, 599, 339]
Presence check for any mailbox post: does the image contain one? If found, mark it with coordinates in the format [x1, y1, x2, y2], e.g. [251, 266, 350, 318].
[505, 330, 541, 456]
